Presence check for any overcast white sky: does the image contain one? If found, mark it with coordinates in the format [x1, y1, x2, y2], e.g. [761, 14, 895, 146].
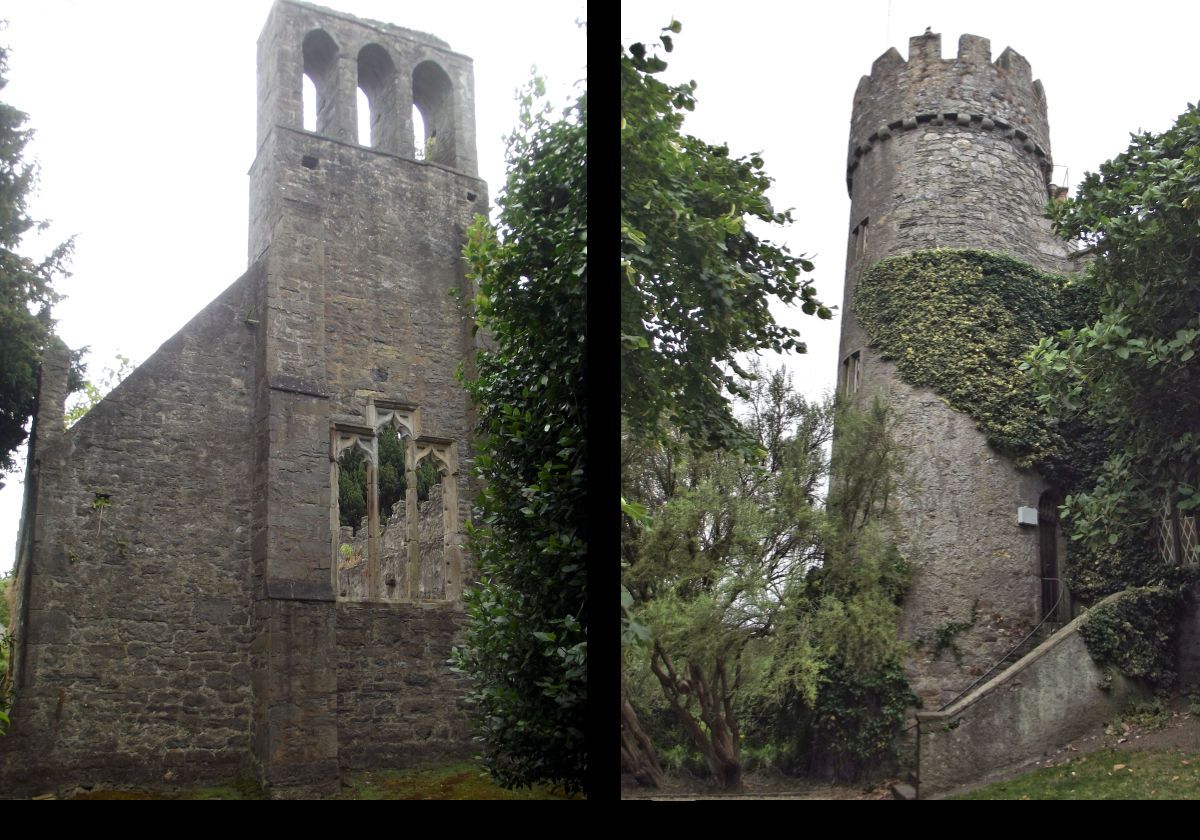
[0, 0, 586, 573]
[621, 0, 1200, 406]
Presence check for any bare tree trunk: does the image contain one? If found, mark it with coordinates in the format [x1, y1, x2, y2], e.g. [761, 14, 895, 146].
[620, 670, 666, 788]
[650, 642, 743, 791]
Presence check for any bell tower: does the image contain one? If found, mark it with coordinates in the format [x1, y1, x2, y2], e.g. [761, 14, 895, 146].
[248, 0, 487, 793]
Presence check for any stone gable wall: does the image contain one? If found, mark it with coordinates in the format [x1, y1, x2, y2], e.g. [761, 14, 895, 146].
[0, 267, 262, 793]
[1, 1, 486, 797]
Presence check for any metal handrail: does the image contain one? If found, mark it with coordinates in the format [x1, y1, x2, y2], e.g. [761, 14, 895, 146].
[937, 584, 1065, 712]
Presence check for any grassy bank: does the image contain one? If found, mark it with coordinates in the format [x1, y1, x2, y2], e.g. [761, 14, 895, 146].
[952, 748, 1200, 800]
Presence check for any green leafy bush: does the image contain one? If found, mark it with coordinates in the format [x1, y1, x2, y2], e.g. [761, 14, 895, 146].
[1025, 104, 1200, 589]
[807, 658, 917, 780]
[1080, 587, 1187, 689]
[452, 80, 586, 794]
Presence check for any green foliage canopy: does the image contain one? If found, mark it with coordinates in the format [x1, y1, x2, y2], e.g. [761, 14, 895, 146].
[453, 80, 586, 794]
[0, 44, 77, 476]
[1026, 103, 1200, 560]
[620, 23, 830, 454]
[625, 373, 916, 784]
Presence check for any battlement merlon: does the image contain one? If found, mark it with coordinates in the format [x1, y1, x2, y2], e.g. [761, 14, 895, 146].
[846, 31, 1052, 188]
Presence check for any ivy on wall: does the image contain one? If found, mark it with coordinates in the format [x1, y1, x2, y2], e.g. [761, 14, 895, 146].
[854, 249, 1087, 468]
[853, 249, 1137, 601]
[854, 249, 1196, 681]
[1079, 587, 1185, 689]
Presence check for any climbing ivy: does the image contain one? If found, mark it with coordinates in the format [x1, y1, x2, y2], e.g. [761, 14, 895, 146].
[854, 247, 1195, 632]
[1079, 587, 1186, 690]
[854, 249, 1092, 471]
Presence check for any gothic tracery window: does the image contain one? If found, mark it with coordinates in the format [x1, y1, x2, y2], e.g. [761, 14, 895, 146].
[331, 400, 460, 603]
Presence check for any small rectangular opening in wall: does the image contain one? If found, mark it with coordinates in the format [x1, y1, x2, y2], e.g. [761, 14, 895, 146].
[466, 191, 477, 202]
[301, 155, 319, 170]
[853, 218, 869, 261]
[842, 351, 861, 396]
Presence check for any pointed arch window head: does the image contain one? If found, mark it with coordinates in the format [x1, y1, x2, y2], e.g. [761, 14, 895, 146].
[412, 60, 455, 166]
[357, 43, 398, 152]
[302, 29, 339, 135]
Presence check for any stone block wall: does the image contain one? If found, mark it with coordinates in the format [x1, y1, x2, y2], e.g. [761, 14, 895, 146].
[871, 355, 1048, 705]
[916, 592, 1146, 798]
[336, 602, 473, 769]
[1, 1, 486, 797]
[1, 268, 261, 793]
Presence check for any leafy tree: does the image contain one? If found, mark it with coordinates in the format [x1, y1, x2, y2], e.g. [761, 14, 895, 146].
[624, 370, 831, 790]
[624, 373, 915, 789]
[0, 43, 78, 478]
[619, 22, 836, 787]
[63, 353, 135, 428]
[336, 427, 440, 532]
[453, 78, 586, 794]
[1025, 103, 1200, 563]
[621, 22, 831, 456]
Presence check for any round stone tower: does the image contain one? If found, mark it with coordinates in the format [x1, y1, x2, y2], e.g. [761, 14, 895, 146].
[837, 31, 1074, 706]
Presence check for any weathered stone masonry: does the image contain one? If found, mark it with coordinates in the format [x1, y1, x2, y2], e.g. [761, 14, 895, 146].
[838, 31, 1075, 707]
[1, 1, 486, 797]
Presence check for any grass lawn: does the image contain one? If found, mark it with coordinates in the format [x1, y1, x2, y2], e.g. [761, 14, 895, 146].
[952, 748, 1200, 800]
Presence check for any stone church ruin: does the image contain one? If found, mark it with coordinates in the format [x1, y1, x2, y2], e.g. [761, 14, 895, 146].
[1, 1, 486, 797]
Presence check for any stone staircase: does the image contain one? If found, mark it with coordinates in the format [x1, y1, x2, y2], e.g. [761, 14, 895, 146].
[941, 618, 1062, 712]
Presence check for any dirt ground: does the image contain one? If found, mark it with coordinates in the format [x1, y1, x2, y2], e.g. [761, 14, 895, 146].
[622, 695, 1200, 800]
[621, 774, 897, 801]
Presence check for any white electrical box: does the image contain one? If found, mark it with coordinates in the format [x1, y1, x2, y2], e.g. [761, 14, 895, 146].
[1017, 506, 1038, 526]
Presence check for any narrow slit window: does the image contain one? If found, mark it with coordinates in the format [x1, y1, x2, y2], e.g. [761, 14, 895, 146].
[335, 441, 372, 601]
[357, 43, 398, 153]
[413, 451, 448, 600]
[412, 105, 426, 159]
[302, 75, 317, 132]
[302, 29, 339, 135]
[412, 60, 455, 166]
[854, 218, 869, 261]
[842, 351, 861, 396]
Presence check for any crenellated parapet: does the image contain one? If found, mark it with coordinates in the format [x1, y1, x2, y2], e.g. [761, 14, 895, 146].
[847, 31, 1052, 195]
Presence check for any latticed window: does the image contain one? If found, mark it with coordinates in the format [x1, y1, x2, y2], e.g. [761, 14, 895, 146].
[1157, 493, 1199, 567]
